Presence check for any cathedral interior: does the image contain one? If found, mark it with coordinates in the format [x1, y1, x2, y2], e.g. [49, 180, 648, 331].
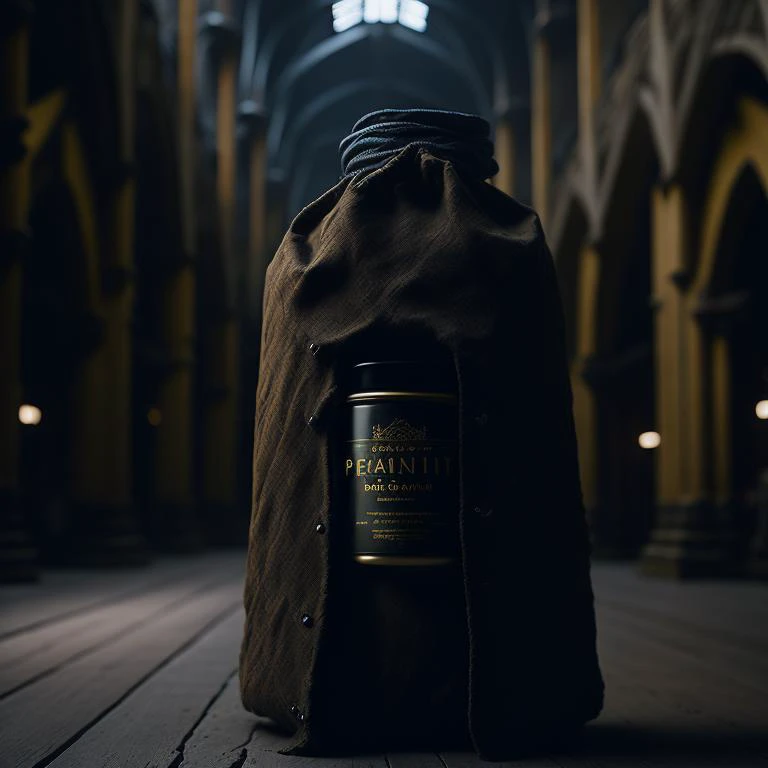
[1, 1, 768, 766]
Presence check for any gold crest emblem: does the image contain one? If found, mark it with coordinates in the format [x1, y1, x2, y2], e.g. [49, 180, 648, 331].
[372, 418, 427, 441]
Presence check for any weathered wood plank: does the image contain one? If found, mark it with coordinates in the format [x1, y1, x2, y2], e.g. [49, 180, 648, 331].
[174, 672, 389, 768]
[597, 611, 768, 729]
[0, 561, 240, 697]
[172, 674, 258, 768]
[597, 602, 768, 695]
[46, 611, 244, 768]
[241, 726, 388, 767]
[244, 750, 387, 768]
[0, 579, 242, 768]
[584, 614, 768, 767]
[0, 551, 242, 638]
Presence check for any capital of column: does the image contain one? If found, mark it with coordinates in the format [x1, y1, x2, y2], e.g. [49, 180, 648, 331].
[237, 99, 267, 139]
[199, 10, 241, 57]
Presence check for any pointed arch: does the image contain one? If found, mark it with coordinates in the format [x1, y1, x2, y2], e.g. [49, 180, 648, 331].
[692, 98, 768, 295]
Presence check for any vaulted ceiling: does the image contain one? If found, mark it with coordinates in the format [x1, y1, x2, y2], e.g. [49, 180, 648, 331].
[230, 0, 535, 213]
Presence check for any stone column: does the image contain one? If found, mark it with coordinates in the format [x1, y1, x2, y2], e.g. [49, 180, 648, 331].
[69, 0, 146, 565]
[153, 0, 201, 550]
[640, 185, 735, 577]
[200, 7, 242, 543]
[569, 245, 607, 552]
[577, 0, 599, 194]
[239, 101, 267, 321]
[0, 2, 37, 581]
[238, 103, 267, 513]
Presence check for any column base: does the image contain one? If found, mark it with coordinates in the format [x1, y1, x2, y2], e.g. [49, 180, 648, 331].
[155, 501, 204, 553]
[639, 501, 737, 579]
[65, 503, 149, 567]
[0, 487, 38, 582]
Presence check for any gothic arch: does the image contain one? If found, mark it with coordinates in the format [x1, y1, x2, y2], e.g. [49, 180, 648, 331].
[692, 98, 768, 295]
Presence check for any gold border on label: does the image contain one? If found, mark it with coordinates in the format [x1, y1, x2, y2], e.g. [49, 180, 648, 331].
[355, 554, 457, 566]
[346, 391, 457, 403]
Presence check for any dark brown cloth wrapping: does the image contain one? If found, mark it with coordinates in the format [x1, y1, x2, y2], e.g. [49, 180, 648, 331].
[239, 145, 604, 760]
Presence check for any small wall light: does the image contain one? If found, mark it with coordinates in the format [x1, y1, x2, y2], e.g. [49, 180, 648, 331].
[18, 404, 42, 426]
[147, 408, 162, 427]
[756, 400, 768, 420]
[638, 431, 661, 449]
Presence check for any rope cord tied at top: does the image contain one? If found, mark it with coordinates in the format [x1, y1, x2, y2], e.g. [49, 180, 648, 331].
[339, 108, 499, 181]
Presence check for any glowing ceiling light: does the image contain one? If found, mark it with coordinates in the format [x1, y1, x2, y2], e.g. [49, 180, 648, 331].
[399, 0, 429, 31]
[756, 400, 768, 420]
[380, 0, 398, 23]
[19, 404, 42, 426]
[332, 0, 428, 33]
[363, 0, 380, 22]
[332, 0, 364, 32]
[638, 431, 661, 450]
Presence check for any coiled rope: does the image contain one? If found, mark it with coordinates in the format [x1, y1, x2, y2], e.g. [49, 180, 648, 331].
[339, 108, 498, 181]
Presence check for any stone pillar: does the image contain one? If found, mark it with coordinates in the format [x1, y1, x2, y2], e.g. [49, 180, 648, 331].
[640, 185, 735, 577]
[531, 23, 551, 225]
[577, 0, 599, 193]
[0, 2, 37, 581]
[239, 101, 267, 320]
[153, 0, 201, 550]
[238, 103, 267, 513]
[569, 246, 606, 552]
[69, 0, 146, 565]
[200, 7, 242, 543]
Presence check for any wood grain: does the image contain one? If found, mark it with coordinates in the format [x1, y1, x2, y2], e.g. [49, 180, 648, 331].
[47, 611, 245, 768]
[0, 579, 242, 768]
[0, 557, 766, 768]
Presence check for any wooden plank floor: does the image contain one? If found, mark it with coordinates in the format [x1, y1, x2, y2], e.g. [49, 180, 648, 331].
[1, 553, 767, 768]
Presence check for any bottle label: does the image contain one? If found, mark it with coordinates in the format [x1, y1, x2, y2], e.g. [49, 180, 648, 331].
[344, 399, 459, 560]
